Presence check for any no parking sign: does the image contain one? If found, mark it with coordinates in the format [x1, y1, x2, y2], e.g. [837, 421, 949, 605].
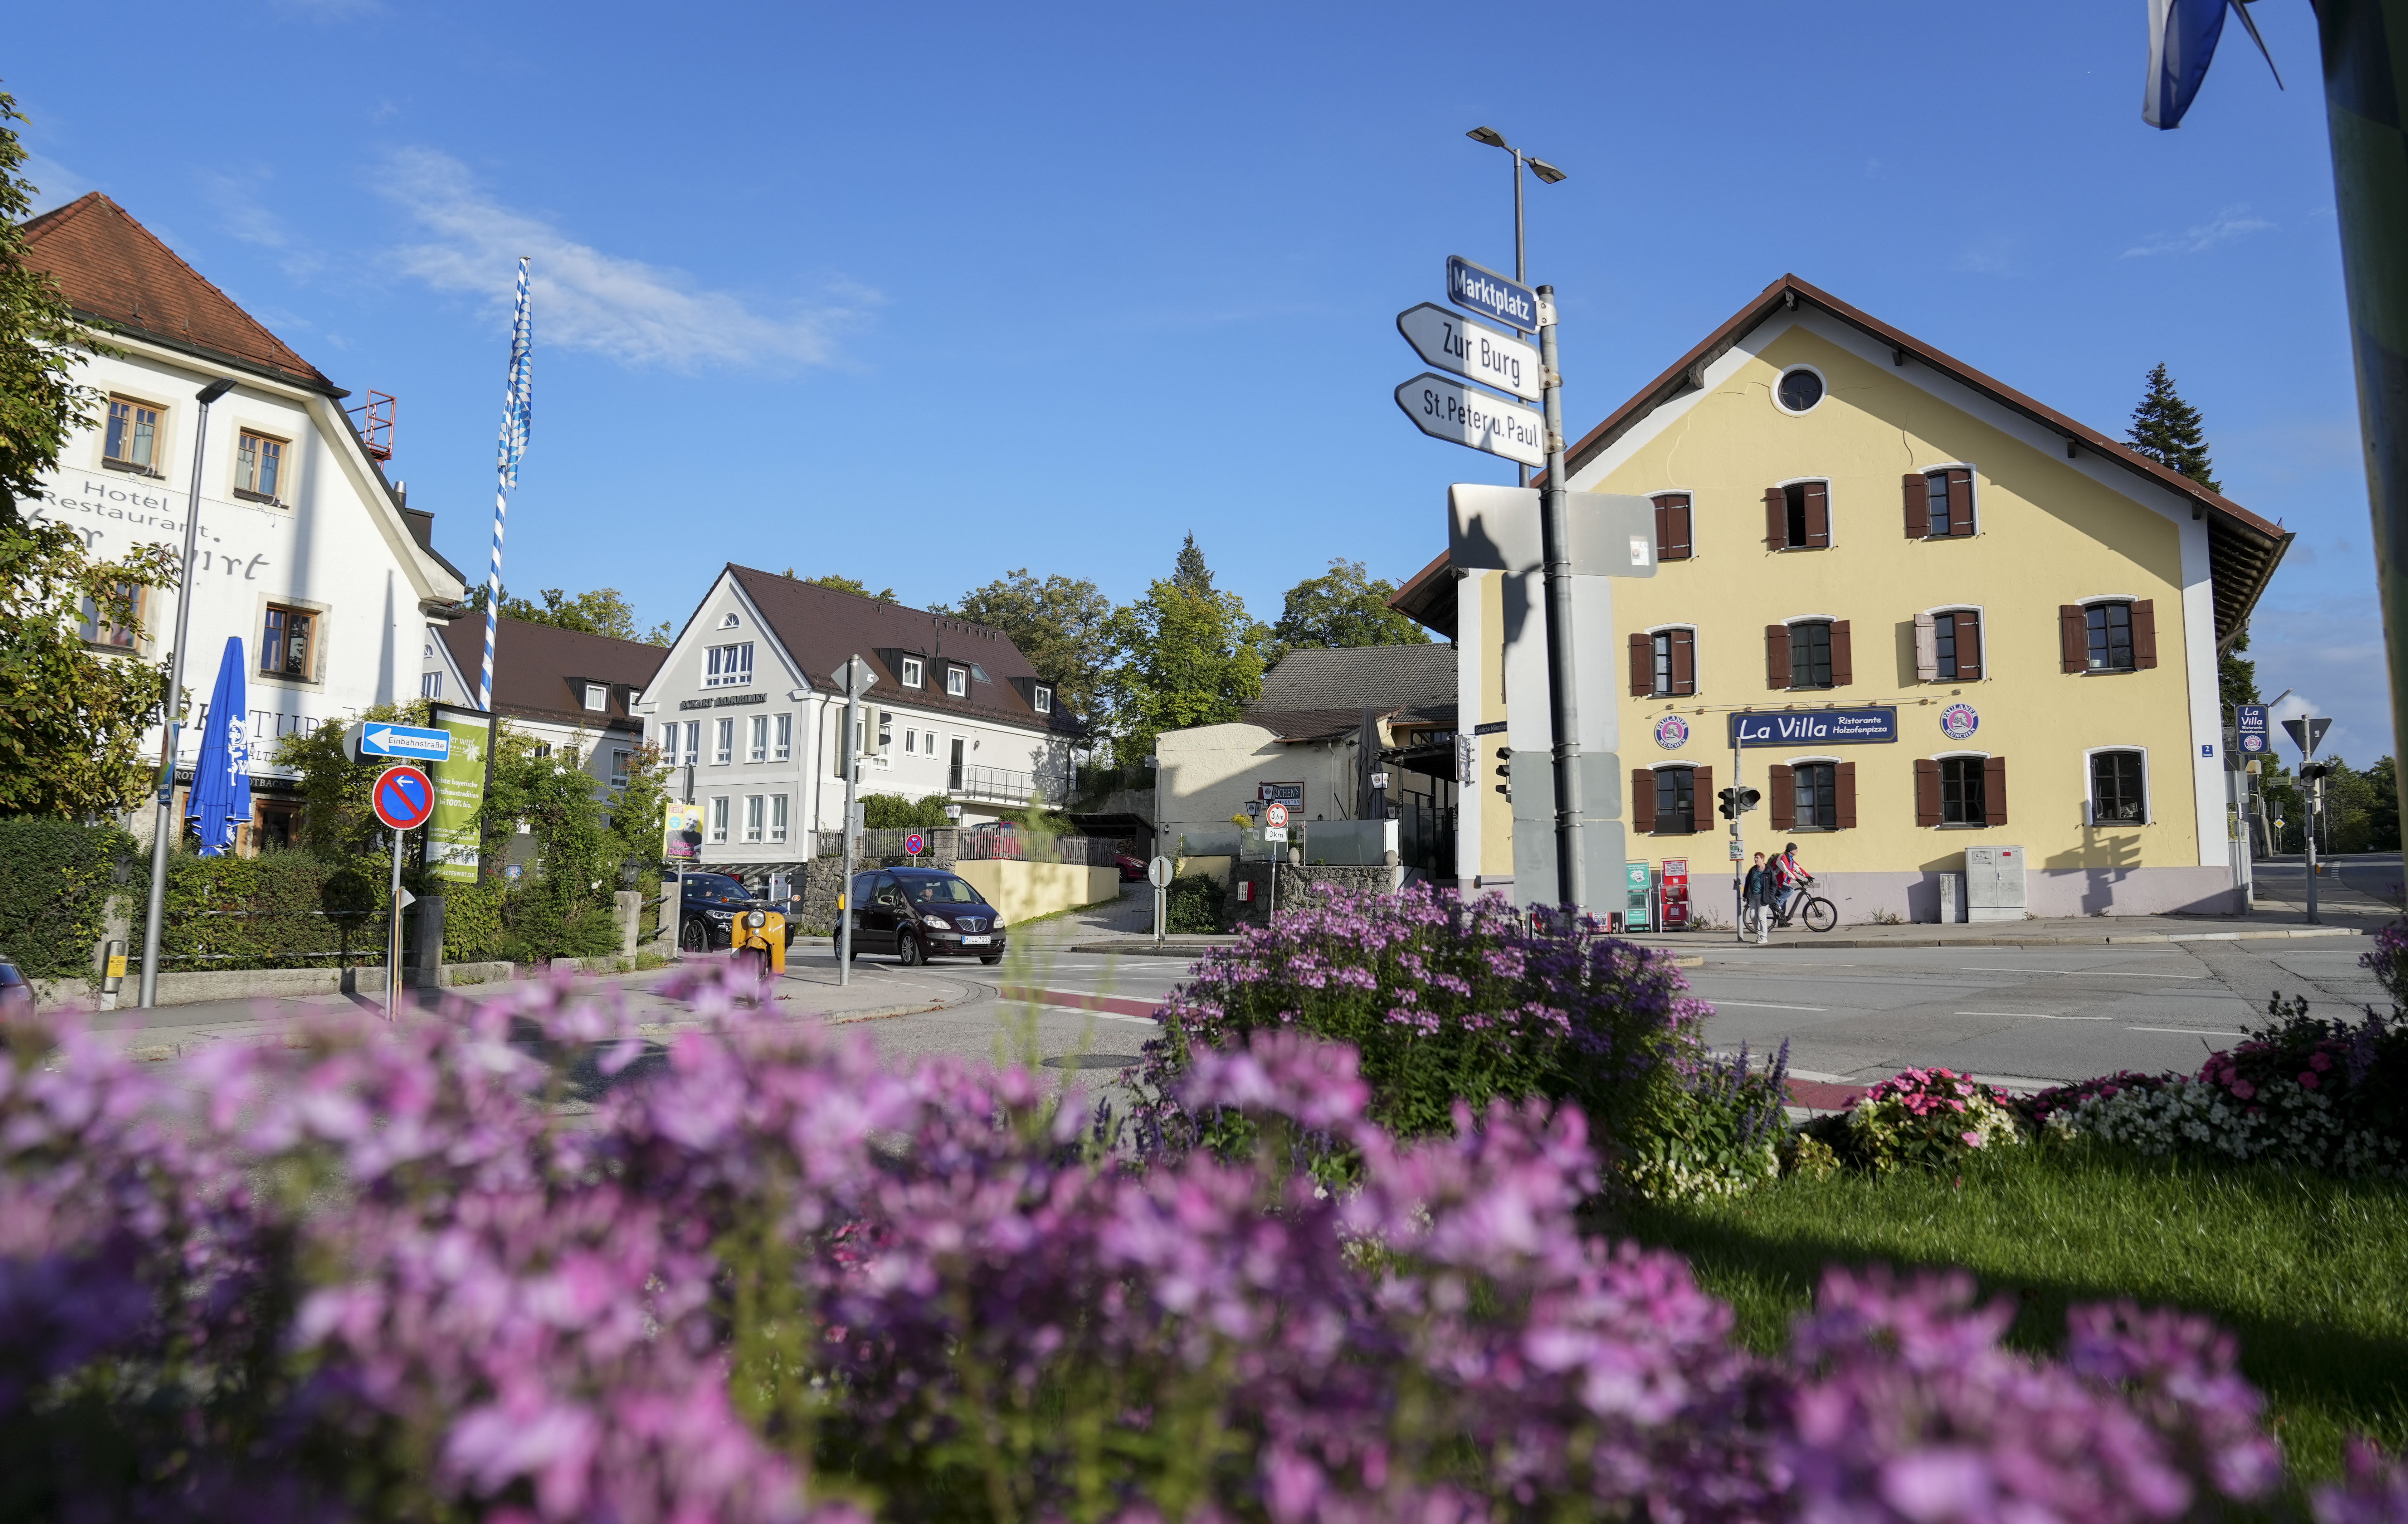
[371, 765, 435, 832]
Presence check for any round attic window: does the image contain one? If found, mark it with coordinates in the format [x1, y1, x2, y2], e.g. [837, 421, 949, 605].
[1775, 366, 1826, 414]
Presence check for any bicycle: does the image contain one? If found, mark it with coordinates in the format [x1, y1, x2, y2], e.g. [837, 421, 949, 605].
[1769, 875, 1838, 934]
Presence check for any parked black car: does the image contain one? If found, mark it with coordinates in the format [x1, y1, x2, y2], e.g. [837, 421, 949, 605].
[677, 872, 796, 952]
[849, 868, 1006, 965]
[0, 955, 29, 1020]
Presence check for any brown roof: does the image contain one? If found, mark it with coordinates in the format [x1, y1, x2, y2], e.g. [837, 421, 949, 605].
[18, 193, 336, 392]
[722, 565, 1071, 734]
[437, 615, 666, 730]
[1394, 274, 2292, 648]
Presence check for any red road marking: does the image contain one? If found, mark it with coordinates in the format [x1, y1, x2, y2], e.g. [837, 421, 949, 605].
[999, 986, 1165, 1021]
[1785, 1078, 1866, 1110]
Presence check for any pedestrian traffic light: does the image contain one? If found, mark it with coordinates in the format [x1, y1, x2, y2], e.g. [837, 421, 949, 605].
[1716, 786, 1762, 820]
[2299, 761, 2333, 782]
[1495, 746, 1511, 801]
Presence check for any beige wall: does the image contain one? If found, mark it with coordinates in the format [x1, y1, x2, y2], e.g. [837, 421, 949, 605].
[954, 861, 1118, 925]
[1155, 721, 1355, 857]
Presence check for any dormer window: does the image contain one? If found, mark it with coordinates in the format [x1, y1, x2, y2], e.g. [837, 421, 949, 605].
[1033, 685, 1053, 714]
[901, 657, 924, 688]
[946, 665, 967, 698]
[583, 683, 608, 712]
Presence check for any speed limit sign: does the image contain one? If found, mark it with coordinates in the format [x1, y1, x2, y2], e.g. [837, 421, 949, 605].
[1263, 801, 1290, 829]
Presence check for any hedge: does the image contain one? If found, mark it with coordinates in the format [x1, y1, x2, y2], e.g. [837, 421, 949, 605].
[0, 819, 133, 979]
[124, 850, 387, 972]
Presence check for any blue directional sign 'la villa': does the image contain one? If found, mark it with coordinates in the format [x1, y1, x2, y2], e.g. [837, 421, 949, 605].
[2235, 703, 2270, 754]
[1729, 708, 1900, 748]
[1446, 255, 1540, 333]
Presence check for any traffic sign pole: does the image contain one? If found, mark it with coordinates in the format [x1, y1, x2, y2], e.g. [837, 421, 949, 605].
[1535, 285, 1585, 914]
[387, 827, 405, 1020]
[833, 657, 876, 987]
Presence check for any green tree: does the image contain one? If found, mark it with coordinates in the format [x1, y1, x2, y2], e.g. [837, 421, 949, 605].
[2125, 362, 2222, 492]
[479, 728, 668, 962]
[2219, 626, 2258, 712]
[805, 573, 896, 602]
[473, 585, 646, 642]
[274, 699, 437, 860]
[1268, 557, 1432, 659]
[860, 792, 951, 829]
[1103, 534, 1266, 769]
[935, 568, 1115, 722]
[0, 94, 179, 818]
[2368, 756, 2400, 852]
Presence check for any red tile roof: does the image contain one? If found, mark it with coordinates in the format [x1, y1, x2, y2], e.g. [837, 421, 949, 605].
[435, 615, 667, 729]
[18, 193, 336, 392]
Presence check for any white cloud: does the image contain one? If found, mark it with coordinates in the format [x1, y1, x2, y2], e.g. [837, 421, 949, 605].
[203, 168, 325, 279]
[381, 148, 877, 372]
[2249, 599, 2396, 765]
[2121, 205, 2274, 258]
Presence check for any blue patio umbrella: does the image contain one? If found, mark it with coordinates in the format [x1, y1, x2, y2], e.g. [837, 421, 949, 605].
[186, 636, 252, 857]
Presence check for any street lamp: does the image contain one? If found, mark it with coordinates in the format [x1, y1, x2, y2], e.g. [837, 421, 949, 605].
[1466, 126, 1568, 487]
[137, 375, 241, 1009]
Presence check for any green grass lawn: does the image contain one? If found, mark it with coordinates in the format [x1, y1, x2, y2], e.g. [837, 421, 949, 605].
[1608, 1139, 2408, 1480]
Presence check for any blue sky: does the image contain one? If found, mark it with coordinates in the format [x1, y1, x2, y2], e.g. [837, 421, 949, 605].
[12, 0, 2388, 763]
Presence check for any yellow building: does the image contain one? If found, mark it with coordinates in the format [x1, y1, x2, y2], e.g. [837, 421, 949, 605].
[1392, 275, 2290, 922]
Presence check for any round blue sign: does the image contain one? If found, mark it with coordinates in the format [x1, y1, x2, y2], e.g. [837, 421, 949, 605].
[1939, 703, 1980, 742]
[904, 832, 926, 857]
[1653, 715, 1690, 750]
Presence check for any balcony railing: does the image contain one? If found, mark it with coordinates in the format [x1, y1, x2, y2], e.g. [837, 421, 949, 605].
[951, 763, 1049, 805]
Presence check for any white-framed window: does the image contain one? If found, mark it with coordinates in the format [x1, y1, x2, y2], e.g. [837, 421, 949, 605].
[904, 728, 917, 754]
[719, 612, 740, 628]
[706, 642, 754, 687]
[1773, 364, 1826, 414]
[681, 720, 700, 766]
[77, 584, 145, 650]
[1034, 685, 1053, 714]
[609, 748, 630, 788]
[1767, 478, 1833, 550]
[583, 683, 608, 712]
[103, 395, 164, 472]
[708, 797, 729, 843]
[1916, 608, 1986, 682]
[749, 714, 768, 763]
[234, 430, 286, 501]
[946, 665, 967, 697]
[2087, 747, 2150, 825]
[714, 717, 734, 765]
[744, 795, 765, 843]
[770, 794, 789, 843]
[774, 712, 791, 761]
[421, 671, 444, 699]
[260, 604, 319, 681]
[901, 657, 924, 688]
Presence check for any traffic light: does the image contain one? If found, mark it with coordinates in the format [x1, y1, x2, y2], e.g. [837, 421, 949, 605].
[2298, 761, 2334, 782]
[1716, 785, 1762, 820]
[1495, 745, 1511, 800]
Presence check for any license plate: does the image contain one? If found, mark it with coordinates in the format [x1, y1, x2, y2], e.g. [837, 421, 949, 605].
[961, 934, 991, 946]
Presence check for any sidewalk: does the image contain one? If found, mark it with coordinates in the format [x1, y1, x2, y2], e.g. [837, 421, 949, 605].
[1622, 902, 2389, 953]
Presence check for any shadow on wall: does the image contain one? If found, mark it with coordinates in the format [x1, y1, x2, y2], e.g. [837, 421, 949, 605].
[2044, 827, 2145, 917]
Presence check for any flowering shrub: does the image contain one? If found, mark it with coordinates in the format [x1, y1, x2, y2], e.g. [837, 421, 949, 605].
[0, 968, 2391, 1520]
[1134, 882, 1712, 1179]
[1627, 1041, 1791, 1201]
[1836, 1066, 2023, 1173]
[2361, 920, 2408, 1010]
[2034, 996, 2407, 1178]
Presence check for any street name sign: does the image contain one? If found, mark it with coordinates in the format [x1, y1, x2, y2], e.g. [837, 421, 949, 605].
[1395, 303, 1541, 402]
[1396, 373, 1546, 467]
[371, 765, 437, 831]
[1446, 255, 1539, 332]
[347, 720, 453, 764]
[2235, 703, 2270, 755]
[1729, 708, 1900, 748]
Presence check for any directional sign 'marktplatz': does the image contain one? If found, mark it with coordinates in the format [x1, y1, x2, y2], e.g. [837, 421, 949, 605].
[1446, 255, 1540, 332]
[1395, 373, 1546, 467]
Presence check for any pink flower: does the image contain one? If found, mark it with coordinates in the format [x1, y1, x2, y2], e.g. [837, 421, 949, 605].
[2299, 1072, 2320, 1090]
[1961, 1131, 1983, 1148]
[2308, 1052, 2331, 1072]
[2232, 1081, 2255, 1100]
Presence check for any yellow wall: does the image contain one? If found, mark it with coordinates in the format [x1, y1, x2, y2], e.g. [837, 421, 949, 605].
[954, 861, 1120, 925]
[1581, 324, 2203, 886]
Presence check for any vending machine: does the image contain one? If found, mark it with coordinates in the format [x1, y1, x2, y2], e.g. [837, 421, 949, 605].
[1659, 858, 1691, 929]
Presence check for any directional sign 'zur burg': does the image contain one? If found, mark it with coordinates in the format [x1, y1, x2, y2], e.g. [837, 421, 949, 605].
[1395, 303, 1542, 402]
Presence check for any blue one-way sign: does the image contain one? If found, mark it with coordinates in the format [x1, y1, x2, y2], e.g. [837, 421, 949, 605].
[1446, 255, 1540, 332]
[347, 720, 453, 763]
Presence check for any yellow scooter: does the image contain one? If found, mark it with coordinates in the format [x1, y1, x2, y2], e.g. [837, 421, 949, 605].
[728, 906, 786, 979]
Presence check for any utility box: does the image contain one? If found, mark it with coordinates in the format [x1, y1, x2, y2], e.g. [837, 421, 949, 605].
[1964, 846, 2028, 922]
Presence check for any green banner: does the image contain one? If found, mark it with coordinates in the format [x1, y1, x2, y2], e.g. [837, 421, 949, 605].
[428, 703, 493, 884]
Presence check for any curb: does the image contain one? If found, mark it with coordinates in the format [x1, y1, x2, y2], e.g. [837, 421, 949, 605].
[1631, 926, 2367, 952]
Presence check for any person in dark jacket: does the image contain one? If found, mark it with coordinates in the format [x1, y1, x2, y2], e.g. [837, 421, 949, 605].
[1742, 851, 1772, 944]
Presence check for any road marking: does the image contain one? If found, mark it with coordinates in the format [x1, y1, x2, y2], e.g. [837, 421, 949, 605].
[2126, 1027, 2247, 1037]
[1706, 999, 1828, 1011]
[1959, 966, 2210, 978]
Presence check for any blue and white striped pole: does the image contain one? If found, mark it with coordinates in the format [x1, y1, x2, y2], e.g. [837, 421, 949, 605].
[480, 255, 533, 713]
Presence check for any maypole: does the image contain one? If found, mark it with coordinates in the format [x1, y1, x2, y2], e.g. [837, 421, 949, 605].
[478, 257, 533, 879]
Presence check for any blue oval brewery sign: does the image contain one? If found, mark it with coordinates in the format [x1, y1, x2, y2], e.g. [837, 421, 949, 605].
[1940, 703, 1980, 741]
[1729, 707, 1899, 748]
[1654, 714, 1690, 750]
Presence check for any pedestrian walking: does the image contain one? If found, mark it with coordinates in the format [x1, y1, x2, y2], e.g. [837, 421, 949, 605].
[1742, 851, 1773, 944]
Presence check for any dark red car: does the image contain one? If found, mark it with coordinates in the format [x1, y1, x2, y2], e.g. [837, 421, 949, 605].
[1115, 852, 1147, 882]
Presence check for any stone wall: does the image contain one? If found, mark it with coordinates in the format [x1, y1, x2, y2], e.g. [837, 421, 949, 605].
[1228, 863, 1403, 929]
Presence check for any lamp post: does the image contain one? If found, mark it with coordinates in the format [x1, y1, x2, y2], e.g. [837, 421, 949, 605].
[136, 375, 240, 1010]
[1464, 126, 1568, 492]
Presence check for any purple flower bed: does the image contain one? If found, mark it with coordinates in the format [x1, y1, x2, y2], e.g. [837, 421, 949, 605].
[0, 967, 2397, 1520]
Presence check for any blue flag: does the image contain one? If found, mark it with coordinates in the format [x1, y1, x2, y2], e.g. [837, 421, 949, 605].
[186, 636, 252, 857]
[2144, 0, 2228, 128]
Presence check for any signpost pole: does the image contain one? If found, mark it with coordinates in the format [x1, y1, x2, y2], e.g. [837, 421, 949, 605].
[1534, 286, 1584, 911]
[387, 827, 404, 1019]
[834, 658, 873, 988]
[1732, 732, 1746, 944]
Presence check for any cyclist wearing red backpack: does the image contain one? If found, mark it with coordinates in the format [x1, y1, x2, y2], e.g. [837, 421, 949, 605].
[1770, 843, 1810, 924]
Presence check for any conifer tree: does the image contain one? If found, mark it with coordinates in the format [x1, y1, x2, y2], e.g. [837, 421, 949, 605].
[2125, 362, 2222, 492]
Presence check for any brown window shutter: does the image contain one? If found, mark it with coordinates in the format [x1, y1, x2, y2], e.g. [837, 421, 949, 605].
[1947, 469, 1975, 536]
[1653, 500, 1670, 558]
[1830, 619, 1853, 686]
[1915, 759, 1942, 827]
[1904, 472, 1926, 538]
[1629, 632, 1652, 696]
[2059, 605, 2085, 673]
[1803, 481, 1831, 548]
[1835, 761, 1857, 829]
[1632, 769, 1653, 834]
[2132, 599, 2158, 668]
[1667, 499, 1693, 560]
[1769, 768, 1795, 831]
[1765, 623, 1791, 689]
[1765, 487, 1787, 550]
[1959, 611, 1983, 680]
[1691, 765, 1714, 833]
[1983, 756, 2009, 826]
[1670, 629, 1696, 696]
